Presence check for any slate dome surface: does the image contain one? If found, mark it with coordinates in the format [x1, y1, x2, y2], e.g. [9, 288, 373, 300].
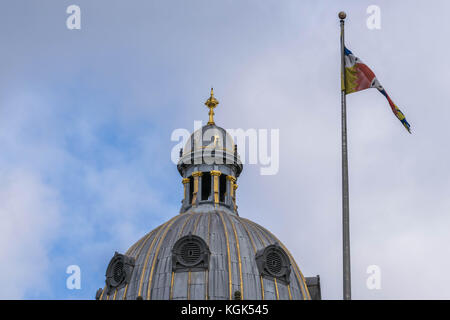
[99, 209, 311, 300]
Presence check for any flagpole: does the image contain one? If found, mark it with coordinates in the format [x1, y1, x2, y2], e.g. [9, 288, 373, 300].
[339, 11, 351, 300]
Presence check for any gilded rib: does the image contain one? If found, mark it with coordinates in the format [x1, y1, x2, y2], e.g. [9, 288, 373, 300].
[225, 214, 243, 299]
[175, 213, 195, 300]
[121, 226, 161, 300]
[217, 211, 232, 300]
[205, 213, 211, 300]
[99, 285, 107, 300]
[239, 218, 265, 300]
[146, 215, 180, 299]
[248, 221, 310, 300]
[137, 217, 176, 298]
[274, 278, 279, 300]
[169, 272, 175, 300]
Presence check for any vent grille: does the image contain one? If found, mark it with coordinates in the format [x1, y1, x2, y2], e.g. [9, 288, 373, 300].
[180, 242, 201, 265]
[172, 234, 210, 272]
[113, 261, 124, 283]
[266, 251, 283, 275]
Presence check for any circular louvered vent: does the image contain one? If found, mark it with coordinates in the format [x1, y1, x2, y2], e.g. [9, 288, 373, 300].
[105, 252, 135, 294]
[266, 251, 283, 276]
[113, 261, 125, 283]
[172, 234, 210, 272]
[255, 244, 291, 284]
[180, 241, 201, 265]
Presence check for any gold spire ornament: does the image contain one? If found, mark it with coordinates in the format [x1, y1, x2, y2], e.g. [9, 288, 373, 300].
[205, 88, 219, 125]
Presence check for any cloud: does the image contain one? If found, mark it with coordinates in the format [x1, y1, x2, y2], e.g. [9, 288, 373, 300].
[1, 0, 450, 300]
[0, 169, 61, 299]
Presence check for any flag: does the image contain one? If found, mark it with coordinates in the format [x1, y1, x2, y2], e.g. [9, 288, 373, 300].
[343, 47, 411, 133]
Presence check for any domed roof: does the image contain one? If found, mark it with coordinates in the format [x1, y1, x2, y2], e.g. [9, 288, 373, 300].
[97, 89, 317, 301]
[183, 124, 235, 156]
[99, 209, 311, 300]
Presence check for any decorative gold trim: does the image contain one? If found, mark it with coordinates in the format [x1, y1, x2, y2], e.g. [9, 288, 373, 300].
[225, 214, 244, 300]
[248, 220, 265, 246]
[137, 216, 178, 298]
[191, 171, 203, 177]
[187, 271, 192, 300]
[246, 220, 311, 300]
[182, 146, 236, 157]
[260, 276, 265, 300]
[177, 213, 196, 300]
[185, 213, 203, 300]
[217, 211, 232, 300]
[169, 272, 175, 300]
[122, 283, 129, 300]
[182, 178, 190, 184]
[121, 226, 161, 300]
[210, 170, 221, 206]
[170, 213, 194, 300]
[179, 213, 194, 237]
[287, 284, 292, 300]
[242, 219, 282, 300]
[191, 172, 202, 206]
[226, 176, 236, 201]
[99, 285, 107, 300]
[147, 216, 181, 299]
[113, 289, 118, 300]
[274, 278, 279, 300]
[238, 218, 265, 300]
[210, 170, 221, 176]
[205, 213, 211, 300]
[192, 212, 202, 233]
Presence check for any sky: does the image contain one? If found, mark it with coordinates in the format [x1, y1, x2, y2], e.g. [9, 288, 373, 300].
[0, 0, 449, 299]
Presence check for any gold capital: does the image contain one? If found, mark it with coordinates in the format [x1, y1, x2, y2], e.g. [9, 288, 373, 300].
[192, 171, 203, 177]
[210, 170, 221, 176]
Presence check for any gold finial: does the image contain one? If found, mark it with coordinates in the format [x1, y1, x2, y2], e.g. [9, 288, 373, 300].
[205, 88, 219, 125]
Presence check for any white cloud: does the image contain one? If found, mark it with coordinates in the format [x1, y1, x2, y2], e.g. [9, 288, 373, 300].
[0, 169, 61, 299]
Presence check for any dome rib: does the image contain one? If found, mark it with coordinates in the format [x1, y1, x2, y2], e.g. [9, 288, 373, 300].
[240, 218, 281, 300]
[186, 212, 205, 300]
[243, 219, 311, 300]
[217, 211, 232, 300]
[239, 217, 265, 300]
[122, 224, 162, 299]
[170, 213, 196, 300]
[100, 211, 311, 301]
[147, 214, 185, 299]
[137, 215, 178, 299]
[224, 213, 244, 300]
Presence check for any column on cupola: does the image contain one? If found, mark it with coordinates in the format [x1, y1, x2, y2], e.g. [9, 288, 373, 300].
[233, 183, 238, 211]
[210, 170, 221, 206]
[226, 175, 236, 208]
[191, 171, 202, 206]
[182, 178, 190, 208]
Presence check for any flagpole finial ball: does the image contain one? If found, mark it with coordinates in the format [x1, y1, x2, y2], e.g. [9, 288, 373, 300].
[339, 11, 346, 20]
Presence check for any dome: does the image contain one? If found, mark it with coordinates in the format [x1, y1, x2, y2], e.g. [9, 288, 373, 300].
[97, 89, 318, 300]
[98, 209, 311, 300]
[183, 124, 235, 156]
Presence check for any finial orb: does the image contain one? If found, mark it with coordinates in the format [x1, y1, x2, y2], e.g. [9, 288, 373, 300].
[205, 88, 219, 125]
[339, 11, 347, 20]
